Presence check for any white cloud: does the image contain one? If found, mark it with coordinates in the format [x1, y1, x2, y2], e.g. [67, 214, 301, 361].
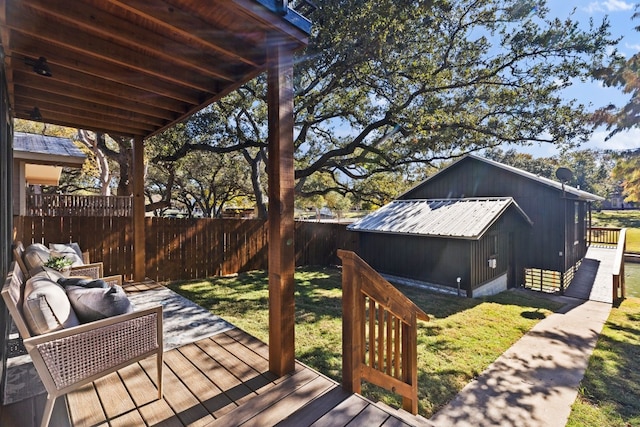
[583, 0, 634, 13]
[583, 127, 640, 151]
[624, 42, 640, 52]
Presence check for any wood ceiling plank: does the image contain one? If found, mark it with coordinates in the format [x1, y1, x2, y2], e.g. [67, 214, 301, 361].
[8, 34, 204, 106]
[108, 0, 265, 68]
[15, 84, 178, 123]
[23, 0, 237, 83]
[15, 94, 166, 128]
[5, 1, 221, 94]
[12, 112, 152, 137]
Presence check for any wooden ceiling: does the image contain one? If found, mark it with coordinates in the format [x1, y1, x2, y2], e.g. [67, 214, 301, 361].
[0, 0, 311, 138]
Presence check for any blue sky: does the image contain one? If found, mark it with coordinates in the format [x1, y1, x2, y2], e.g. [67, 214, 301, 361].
[520, 0, 640, 157]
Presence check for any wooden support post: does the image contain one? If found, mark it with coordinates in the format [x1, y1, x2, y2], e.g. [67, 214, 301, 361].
[339, 250, 362, 394]
[267, 35, 295, 376]
[132, 135, 146, 282]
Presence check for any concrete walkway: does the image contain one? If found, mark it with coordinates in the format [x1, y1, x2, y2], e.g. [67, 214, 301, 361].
[430, 247, 615, 427]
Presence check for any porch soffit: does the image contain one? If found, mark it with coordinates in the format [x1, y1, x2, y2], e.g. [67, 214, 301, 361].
[0, 0, 310, 138]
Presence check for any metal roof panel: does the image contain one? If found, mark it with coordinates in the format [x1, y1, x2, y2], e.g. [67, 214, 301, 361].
[348, 198, 531, 239]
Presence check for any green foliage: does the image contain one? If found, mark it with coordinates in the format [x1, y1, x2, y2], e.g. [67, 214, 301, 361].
[485, 147, 617, 199]
[150, 0, 615, 209]
[592, 10, 640, 139]
[44, 255, 73, 271]
[612, 153, 640, 203]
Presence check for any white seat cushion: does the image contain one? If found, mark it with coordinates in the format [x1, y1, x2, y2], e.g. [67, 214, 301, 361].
[22, 276, 80, 335]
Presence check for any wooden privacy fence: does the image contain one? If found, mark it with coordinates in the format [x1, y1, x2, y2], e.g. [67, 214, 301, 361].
[13, 216, 358, 281]
[338, 249, 429, 415]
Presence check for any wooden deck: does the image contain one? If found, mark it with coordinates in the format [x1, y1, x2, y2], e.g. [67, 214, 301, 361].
[564, 246, 616, 304]
[1, 283, 425, 427]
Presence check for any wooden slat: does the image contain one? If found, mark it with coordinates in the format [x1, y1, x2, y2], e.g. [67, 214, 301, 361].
[179, 342, 256, 406]
[206, 368, 319, 427]
[310, 394, 369, 427]
[66, 383, 107, 426]
[275, 387, 352, 427]
[118, 362, 160, 407]
[349, 404, 393, 426]
[108, 410, 146, 427]
[139, 354, 214, 427]
[163, 348, 235, 418]
[241, 375, 336, 427]
[93, 372, 136, 419]
[137, 399, 183, 427]
[195, 336, 274, 395]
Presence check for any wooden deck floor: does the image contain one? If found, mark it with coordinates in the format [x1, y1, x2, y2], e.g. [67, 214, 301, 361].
[1, 284, 422, 427]
[564, 246, 616, 304]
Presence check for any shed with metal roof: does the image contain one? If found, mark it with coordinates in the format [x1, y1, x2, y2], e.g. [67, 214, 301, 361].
[349, 198, 533, 297]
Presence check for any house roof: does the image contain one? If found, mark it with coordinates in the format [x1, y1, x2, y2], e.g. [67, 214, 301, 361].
[0, 0, 311, 138]
[13, 131, 86, 167]
[347, 198, 532, 240]
[402, 154, 605, 202]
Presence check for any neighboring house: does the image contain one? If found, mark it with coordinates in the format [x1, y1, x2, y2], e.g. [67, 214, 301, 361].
[12, 132, 86, 215]
[348, 154, 604, 296]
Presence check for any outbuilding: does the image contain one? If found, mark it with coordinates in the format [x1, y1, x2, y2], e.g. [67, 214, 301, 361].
[349, 154, 604, 296]
[349, 197, 532, 297]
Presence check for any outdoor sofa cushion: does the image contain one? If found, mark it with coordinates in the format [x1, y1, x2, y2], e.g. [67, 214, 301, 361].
[49, 243, 85, 267]
[58, 277, 109, 289]
[22, 243, 51, 272]
[22, 273, 80, 335]
[66, 285, 134, 323]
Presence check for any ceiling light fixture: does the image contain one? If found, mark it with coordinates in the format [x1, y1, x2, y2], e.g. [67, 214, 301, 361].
[29, 107, 43, 121]
[22, 56, 52, 77]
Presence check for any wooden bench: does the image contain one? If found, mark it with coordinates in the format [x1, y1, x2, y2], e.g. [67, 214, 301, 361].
[2, 261, 163, 427]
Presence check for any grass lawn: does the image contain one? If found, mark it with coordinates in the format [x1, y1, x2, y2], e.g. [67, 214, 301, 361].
[168, 266, 561, 417]
[592, 210, 640, 252]
[567, 298, 640, 427]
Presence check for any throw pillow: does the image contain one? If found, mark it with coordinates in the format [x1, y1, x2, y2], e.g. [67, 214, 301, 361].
[66, 285, 134, 323]
[22, 276, 80, 335]
[49, 242, 83, 259]
[58, 278, 109, 288]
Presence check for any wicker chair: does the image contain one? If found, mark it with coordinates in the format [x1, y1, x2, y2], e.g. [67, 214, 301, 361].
[13, 241, 106, 280]
[2, 262, 163, 427]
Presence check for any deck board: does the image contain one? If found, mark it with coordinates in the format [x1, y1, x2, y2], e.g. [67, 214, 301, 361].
[66, 383, 107, 427]
[94, 372, 136, 419]
[1, 283, 424, 427]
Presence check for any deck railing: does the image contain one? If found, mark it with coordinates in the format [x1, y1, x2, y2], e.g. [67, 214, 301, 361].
[26, 194, 132, 217]
[589, 226, 621, 247]
[338, 249, 428, 415]
[612, 228, 627, 302]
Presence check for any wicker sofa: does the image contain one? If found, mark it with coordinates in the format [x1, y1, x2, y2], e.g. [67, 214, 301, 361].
[2, 261, 163, 427]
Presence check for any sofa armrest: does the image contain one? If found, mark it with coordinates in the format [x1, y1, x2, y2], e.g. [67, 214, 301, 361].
[70, 262, 104, 279]
[102, 275, 123, 287]
[23, 305, 163, 393]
